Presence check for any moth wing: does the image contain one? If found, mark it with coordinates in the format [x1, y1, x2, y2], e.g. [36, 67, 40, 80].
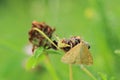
[79, 42, 93, 65]
[61, 41, 93, 65]
[61, 43, 81, 64]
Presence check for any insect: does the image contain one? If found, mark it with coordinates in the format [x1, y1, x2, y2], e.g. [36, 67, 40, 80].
[61, 40, 93, 65]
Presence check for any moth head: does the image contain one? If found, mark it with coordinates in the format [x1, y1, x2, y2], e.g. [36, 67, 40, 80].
[82, 40, 90, 49]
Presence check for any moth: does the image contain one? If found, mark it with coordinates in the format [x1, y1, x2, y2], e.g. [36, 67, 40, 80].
[61, 40, 93, 65]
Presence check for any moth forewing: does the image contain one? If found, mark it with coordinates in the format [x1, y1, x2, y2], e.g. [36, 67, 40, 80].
[61, 43, 82, 64]
[61, 41, 93, 65]
[80, 42, 93, 65]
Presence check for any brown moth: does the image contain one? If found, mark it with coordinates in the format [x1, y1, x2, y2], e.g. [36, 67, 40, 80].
[61, 40, 93, 65]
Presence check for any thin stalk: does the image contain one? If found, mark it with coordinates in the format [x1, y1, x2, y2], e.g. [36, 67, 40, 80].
[69, 64, 73, 80]
[80, 65, 97, 80]
[33, 28, 59, 49]
[33, 28, 73, 80]
[44, 54, 59, 80]
[32, 28, 60, 80]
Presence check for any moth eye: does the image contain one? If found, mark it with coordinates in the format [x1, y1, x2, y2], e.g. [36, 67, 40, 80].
[83, 41, 90, 49]
[88, 45, 90, 49]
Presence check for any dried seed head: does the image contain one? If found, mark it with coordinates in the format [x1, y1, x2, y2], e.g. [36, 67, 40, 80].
[60, 36, 81, 52]
[50, 36, 90, 52]
[59, 36, 90, 52]
[28, 21, 55, 52]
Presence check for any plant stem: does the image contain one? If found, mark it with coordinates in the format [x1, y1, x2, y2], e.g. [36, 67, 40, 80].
[69, 64, 73, 80]
[33, 28, 59, 49]
[80, 65, 97, 80]
[32, 28, 60, 80]
[44, 54, 59, 80]
[33, 28, 73, 80]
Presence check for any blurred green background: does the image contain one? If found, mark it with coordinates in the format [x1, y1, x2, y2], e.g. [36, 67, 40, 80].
[0, 0, 120, 80]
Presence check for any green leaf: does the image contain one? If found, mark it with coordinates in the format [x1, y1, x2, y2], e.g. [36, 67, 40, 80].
[98, 72, 107, 80]
[45, 49, 64, 55]
[25, 47, 45, 70]
[34, 47, 44, 59]
[25, 56, 36, 70]
[25, 54, 45, 70]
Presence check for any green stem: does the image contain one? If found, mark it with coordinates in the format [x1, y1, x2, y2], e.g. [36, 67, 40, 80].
[44, 55, 59, 80]
[80, 65, 97, 80]
[69, 64, 73, 80]
[33, 28, 73, 80]
[33, 28, 59, 49]
[32, 28, 60, 80]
